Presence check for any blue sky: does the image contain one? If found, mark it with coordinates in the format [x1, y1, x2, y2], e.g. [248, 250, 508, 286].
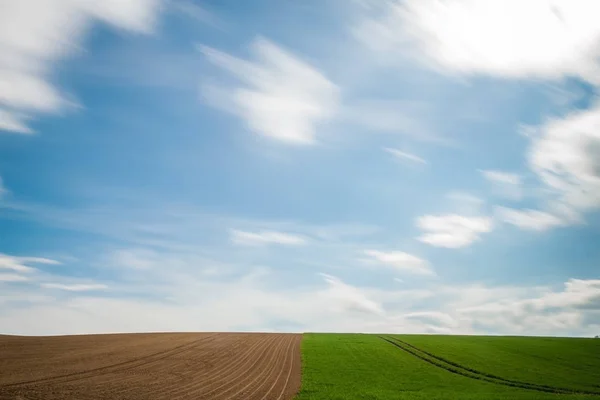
[1, 0, 600, 336]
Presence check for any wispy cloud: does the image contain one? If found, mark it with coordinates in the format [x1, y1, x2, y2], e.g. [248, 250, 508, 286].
[230, 229, 308, 246]
[416, 214, 493, 248]
[480, 170, 521, 185]
[200, 37, 339, 144]
[495, 207, 565, 231]
[319, 273, 385, 316]
[480, 169, 523, 200]
[494, 99, 600, 232]
[3, 257, 598, 336]
[41, 283, 108, 292]
[0, 253, 59, 273]
[0, 254, 393, 335]
[171, 0, 222, 28]
[0, 273, 29, 282]
[0, 109, 32, 134]
[355, 0, 600, 83]
[383, 147, 426, 164]
[456, 279, 600, 336]
[362, 250, 434, 276]
[0, 0, 162, 134]
[528, 100, 600, 217]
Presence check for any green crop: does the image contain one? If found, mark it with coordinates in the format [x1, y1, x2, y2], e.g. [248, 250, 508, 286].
[295, 333, 600, 399]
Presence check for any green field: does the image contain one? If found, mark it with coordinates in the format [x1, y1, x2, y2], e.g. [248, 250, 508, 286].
[295, 333, 600, 399]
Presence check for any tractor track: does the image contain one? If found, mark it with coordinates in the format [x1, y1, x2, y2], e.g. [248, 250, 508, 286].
[380, 336, 600, 396]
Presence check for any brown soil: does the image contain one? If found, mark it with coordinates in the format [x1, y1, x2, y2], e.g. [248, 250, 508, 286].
[0, 332, 302, 400]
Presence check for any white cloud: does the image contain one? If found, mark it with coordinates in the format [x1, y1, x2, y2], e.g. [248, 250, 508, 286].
[200, 37, 339, 144]
[480, 170, 521, 185]
[496, 100, 600, 232]
[4, 271, 598, 337]
[362, 250, 434, 276]
[0, 273, 29, 282]
[320, 273, 385, 316]
[529, 101, 600, 215]
[230, 229, 308, 246]
[495, 206, 565, 231]
[0, 109, 31, 134]
[480, 169, 523, 200]
[528, 279, 600, 311]
[456, 279, 600, 336]
[41, 283, 108, 292]
[171, 0, 220, 28]
[0, 253, 59, 273]
[356, 0, 600, 83]
[0, 0, 161, 133]
[1, 245, 599, 337]
[384, 147, 426, 164]
[0, 263, 391, 335]
[403, 311, 459, 329]
[416, 214, 493, 248]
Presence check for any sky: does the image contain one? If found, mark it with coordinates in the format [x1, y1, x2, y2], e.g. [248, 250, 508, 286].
[1, 0, 600, 337]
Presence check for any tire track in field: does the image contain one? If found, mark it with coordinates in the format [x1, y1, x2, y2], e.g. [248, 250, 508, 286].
[236, 334, 296, 400]
[162, 333, 277, 399]
[279, 334, 301, 400]
[157, 333, 273, 398]
[390, 337, 599, 394]
[0, 334, 217, 389]
[196, 334, 282, 399]
[255, 335, 294, 400]
[380, 336, 600, 396]
[218, 334, 290, 399]
[194, 334, 280, 399]
[261, 334, 300, 400]
[388, 336, 600, 395]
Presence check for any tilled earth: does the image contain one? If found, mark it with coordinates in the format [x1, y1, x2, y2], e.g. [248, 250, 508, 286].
[0, 332, 302, 400]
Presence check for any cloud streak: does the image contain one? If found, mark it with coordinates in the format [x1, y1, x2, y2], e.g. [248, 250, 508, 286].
[362, 250, 434, 276]
[230, 229, 308, 246]
[416, 214, 493, 248]
[480, 169, 523, 200]
[0, 0, 162, 134]
[529, 101, 600, 215]
[480, 170, 521, 185]
[384, 147, 426, 164]
[41, 283, 108, 292]
[200, 37, 339, 144]
[0, 253, 59, 273]
[495, 207, 565, 231]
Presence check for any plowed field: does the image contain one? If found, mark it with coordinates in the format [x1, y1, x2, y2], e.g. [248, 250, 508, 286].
[0, 332, 301, 400]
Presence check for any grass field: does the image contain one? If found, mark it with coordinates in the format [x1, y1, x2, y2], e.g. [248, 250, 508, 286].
[398, 334, 600, 394]
[295, 333, 600, 399]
